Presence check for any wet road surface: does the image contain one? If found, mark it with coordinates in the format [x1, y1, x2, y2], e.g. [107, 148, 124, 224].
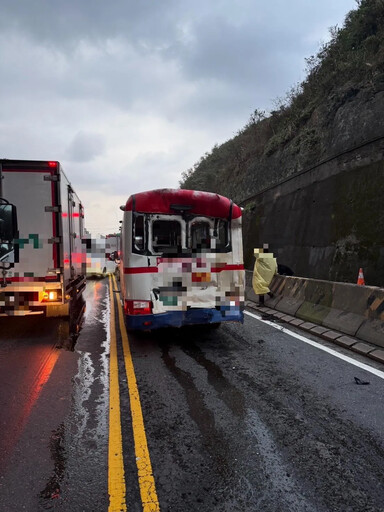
[0, 278, 110, 511]
[128, 317, 384, 512]
[1, 276, 384, 511]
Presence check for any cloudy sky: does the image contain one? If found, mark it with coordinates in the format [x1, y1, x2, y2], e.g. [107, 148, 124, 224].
[0, 0, 357, 235]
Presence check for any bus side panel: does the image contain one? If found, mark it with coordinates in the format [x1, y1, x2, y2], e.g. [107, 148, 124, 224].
[218, 217, 245, 306]
[231, 217, 244, 267]
[119, 210, 130, 302]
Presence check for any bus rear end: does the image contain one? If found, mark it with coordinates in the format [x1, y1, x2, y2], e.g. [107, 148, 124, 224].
[120, 189, 244, 331]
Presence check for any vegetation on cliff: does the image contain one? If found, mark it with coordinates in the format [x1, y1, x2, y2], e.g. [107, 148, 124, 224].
[179, 0, 384, 198]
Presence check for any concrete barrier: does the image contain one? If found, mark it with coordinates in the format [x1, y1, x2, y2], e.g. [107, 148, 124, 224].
[245, 270, 384, 348]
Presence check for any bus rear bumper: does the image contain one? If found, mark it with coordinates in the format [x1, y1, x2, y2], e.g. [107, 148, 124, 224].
[125, 307, 243, 331]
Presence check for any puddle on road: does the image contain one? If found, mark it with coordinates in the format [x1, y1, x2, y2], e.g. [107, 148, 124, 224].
[39, 423, 66, 504]
[67, 279, 110, 453]
[55, 279, 110, 352]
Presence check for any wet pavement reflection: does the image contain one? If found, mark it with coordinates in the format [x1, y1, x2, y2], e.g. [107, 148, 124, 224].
[38, 278, 110, 510]
[0, 278, 110, 511]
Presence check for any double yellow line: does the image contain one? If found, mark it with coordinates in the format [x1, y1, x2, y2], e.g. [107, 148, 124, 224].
[108, 275, 160, 511]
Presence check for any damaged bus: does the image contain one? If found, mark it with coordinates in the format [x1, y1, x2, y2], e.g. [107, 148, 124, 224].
[119, 189, 244, 330]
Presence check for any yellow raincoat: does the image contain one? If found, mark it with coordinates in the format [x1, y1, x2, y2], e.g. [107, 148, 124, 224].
[252, 254, 277, 295]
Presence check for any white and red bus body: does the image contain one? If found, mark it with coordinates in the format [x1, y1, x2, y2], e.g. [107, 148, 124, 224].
[119, 189, 244, 330]
[0, 159, 86, 316]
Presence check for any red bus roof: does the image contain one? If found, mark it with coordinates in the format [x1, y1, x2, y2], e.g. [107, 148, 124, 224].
[123, 189, 242, 219]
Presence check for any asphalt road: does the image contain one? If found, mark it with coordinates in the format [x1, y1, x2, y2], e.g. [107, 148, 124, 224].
[0, 276, 384, 511]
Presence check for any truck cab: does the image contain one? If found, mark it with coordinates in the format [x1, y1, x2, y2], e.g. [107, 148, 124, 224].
[0, 199, 18, 287]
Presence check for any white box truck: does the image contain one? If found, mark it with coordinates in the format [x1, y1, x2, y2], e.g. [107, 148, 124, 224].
[83, 233, 121, 277]
[0, 159, 86, 316]
[105, 233, 121, 273]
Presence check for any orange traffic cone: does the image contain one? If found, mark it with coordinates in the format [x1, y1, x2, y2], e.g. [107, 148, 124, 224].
[357, 268, 365, 286]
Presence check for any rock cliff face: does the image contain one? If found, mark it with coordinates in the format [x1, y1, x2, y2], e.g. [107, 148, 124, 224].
[240, 84, 384, 287]
[181, 1, 384, 286]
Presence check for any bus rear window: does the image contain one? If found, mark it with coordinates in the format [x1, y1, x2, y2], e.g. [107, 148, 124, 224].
[133, 215, 145, 251]
[215, 219, 229, 251]
[191, 221, 210, 250]
[189, 218, 229, 252]
[152, 220, 181, 253]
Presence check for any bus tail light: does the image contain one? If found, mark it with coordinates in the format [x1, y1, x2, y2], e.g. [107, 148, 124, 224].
[124, 300, 152, 315]
[192, 272, 211, 283]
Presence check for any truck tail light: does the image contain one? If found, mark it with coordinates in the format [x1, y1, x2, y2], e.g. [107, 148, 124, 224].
[124, 300, 152, 315]
[42, 290, 62, 302]
[45, 274, 59, 282]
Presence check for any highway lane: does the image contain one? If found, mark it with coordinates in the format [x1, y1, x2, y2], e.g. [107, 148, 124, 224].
[0, 276, 384, 511]
[0, 316, 60, 474]
[0, 279, 110, 511]
[126, 311, 384, 511]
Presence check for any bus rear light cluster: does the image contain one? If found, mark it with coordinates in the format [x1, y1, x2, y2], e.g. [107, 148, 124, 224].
[192, 272, 211, 283]
[125, 300, 152, 315]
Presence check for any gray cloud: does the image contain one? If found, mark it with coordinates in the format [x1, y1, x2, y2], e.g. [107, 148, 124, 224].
[66, 131, 106, 162]
[0, 0, 182, 48]
[0, 0, 357, 235]
[0, 0, 356, 124]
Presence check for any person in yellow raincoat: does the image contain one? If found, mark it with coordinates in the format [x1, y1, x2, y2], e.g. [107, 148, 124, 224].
[252, 247, 277, 305]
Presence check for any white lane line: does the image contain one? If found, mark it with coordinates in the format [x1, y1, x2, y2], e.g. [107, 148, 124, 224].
[244, 310, 384, 380]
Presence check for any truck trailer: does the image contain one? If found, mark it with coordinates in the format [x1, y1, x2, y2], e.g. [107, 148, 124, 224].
[0, 159, 86, 317]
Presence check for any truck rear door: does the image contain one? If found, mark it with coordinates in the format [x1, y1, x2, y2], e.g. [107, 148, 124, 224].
[1, 161, 59, 280]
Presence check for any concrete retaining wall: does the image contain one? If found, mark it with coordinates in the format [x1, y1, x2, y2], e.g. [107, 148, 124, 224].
[241, 156, 384, 288]
[245, 271, 384, 348]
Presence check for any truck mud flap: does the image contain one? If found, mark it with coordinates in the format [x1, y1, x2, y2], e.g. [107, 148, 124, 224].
[46, 302, 70, 317]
